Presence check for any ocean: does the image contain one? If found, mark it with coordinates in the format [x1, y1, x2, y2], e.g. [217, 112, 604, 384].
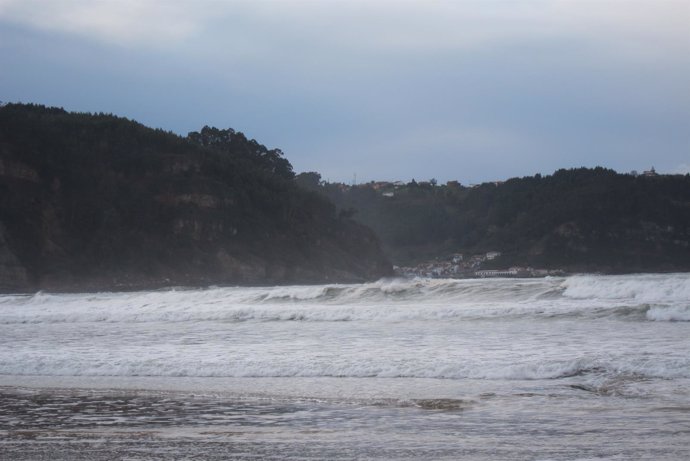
[0, 274, 689, 460]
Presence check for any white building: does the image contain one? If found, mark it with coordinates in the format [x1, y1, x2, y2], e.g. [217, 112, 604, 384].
[475, 269, 518, 278]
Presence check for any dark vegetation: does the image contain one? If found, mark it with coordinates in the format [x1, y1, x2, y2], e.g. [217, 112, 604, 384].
[0, 103, 391, 291]
[2, 102, 687, 291]
[297, 169, 690, 273]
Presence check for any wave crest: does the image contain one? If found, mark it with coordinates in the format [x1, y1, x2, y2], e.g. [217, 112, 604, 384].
[562, 273, 690, 304]
[2, 355, 686, 381]
[1, 274, 688, 324]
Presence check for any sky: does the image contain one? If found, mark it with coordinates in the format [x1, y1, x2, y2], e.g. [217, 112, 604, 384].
[1, 0, 688, 184]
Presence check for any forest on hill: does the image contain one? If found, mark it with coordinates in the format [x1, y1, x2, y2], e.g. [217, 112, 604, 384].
[2, 102, 688, 291]
[297, 168, 690, 273]
[0, 103, 391, 291]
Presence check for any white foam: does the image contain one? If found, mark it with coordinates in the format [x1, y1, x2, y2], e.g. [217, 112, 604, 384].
[562, 273, 690, 304]
[646, 304, 690, 322]
[3, 275, 682, 324]
[1, 274, 688, 384]
[0, 297, 652, 324]
[1, 353, 687, 381]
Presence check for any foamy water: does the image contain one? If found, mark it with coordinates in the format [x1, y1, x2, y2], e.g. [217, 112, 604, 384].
[1, 273, 689, 460]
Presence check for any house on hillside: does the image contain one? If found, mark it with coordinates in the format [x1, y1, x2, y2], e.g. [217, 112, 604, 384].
[486, 251, 501, 260]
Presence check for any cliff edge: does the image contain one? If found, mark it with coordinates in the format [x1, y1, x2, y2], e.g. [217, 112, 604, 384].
[0, 104, 392, 292]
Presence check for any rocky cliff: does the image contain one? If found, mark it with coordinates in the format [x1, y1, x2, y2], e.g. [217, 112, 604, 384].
[0, 104, 392, 292]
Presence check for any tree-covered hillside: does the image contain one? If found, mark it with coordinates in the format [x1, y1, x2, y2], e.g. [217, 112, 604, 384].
[299, 168, 690, 273]
[0, 104, 391, 291]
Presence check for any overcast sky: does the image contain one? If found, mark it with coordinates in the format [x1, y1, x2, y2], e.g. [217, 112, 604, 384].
[1, 0, 688, 184]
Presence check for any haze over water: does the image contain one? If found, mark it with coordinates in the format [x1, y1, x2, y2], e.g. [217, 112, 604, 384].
[1, 273, 689, 459]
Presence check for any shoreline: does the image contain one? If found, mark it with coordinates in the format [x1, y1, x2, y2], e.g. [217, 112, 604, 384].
[3, 270, 690, 295]
[0, 375, 524, 411]
[2, 375, 689, 461]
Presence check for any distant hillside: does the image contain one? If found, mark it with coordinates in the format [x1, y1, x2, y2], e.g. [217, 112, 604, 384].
[0, 103, 391, 291]
[300, 168, 690, 273]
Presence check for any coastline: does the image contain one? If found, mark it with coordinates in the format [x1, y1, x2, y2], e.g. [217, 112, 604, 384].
[1, 274, 689, 460]
[4, 269, 690, 295]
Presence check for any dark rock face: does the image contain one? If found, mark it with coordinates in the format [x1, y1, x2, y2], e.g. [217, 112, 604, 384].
[0, 223, 28, 291]
[0, 104, 392, 292]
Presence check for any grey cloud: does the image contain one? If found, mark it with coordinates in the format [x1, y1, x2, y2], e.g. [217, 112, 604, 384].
[1, 1, 688, 183]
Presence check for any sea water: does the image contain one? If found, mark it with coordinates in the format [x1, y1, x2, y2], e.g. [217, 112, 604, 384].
[0, 274, 688, 459]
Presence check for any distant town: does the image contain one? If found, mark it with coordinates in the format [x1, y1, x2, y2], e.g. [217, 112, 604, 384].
[395, 251, 565, 279]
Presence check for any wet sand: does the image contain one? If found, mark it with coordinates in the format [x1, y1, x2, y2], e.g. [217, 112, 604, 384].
[2, 383, 690, 461]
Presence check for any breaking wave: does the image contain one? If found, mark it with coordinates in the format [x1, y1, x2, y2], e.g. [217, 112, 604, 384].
[1, 274, 687, 389]
[562, 273, 690, 304]
[0, 273, 688, 324]
[2, 355, 687, 381]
